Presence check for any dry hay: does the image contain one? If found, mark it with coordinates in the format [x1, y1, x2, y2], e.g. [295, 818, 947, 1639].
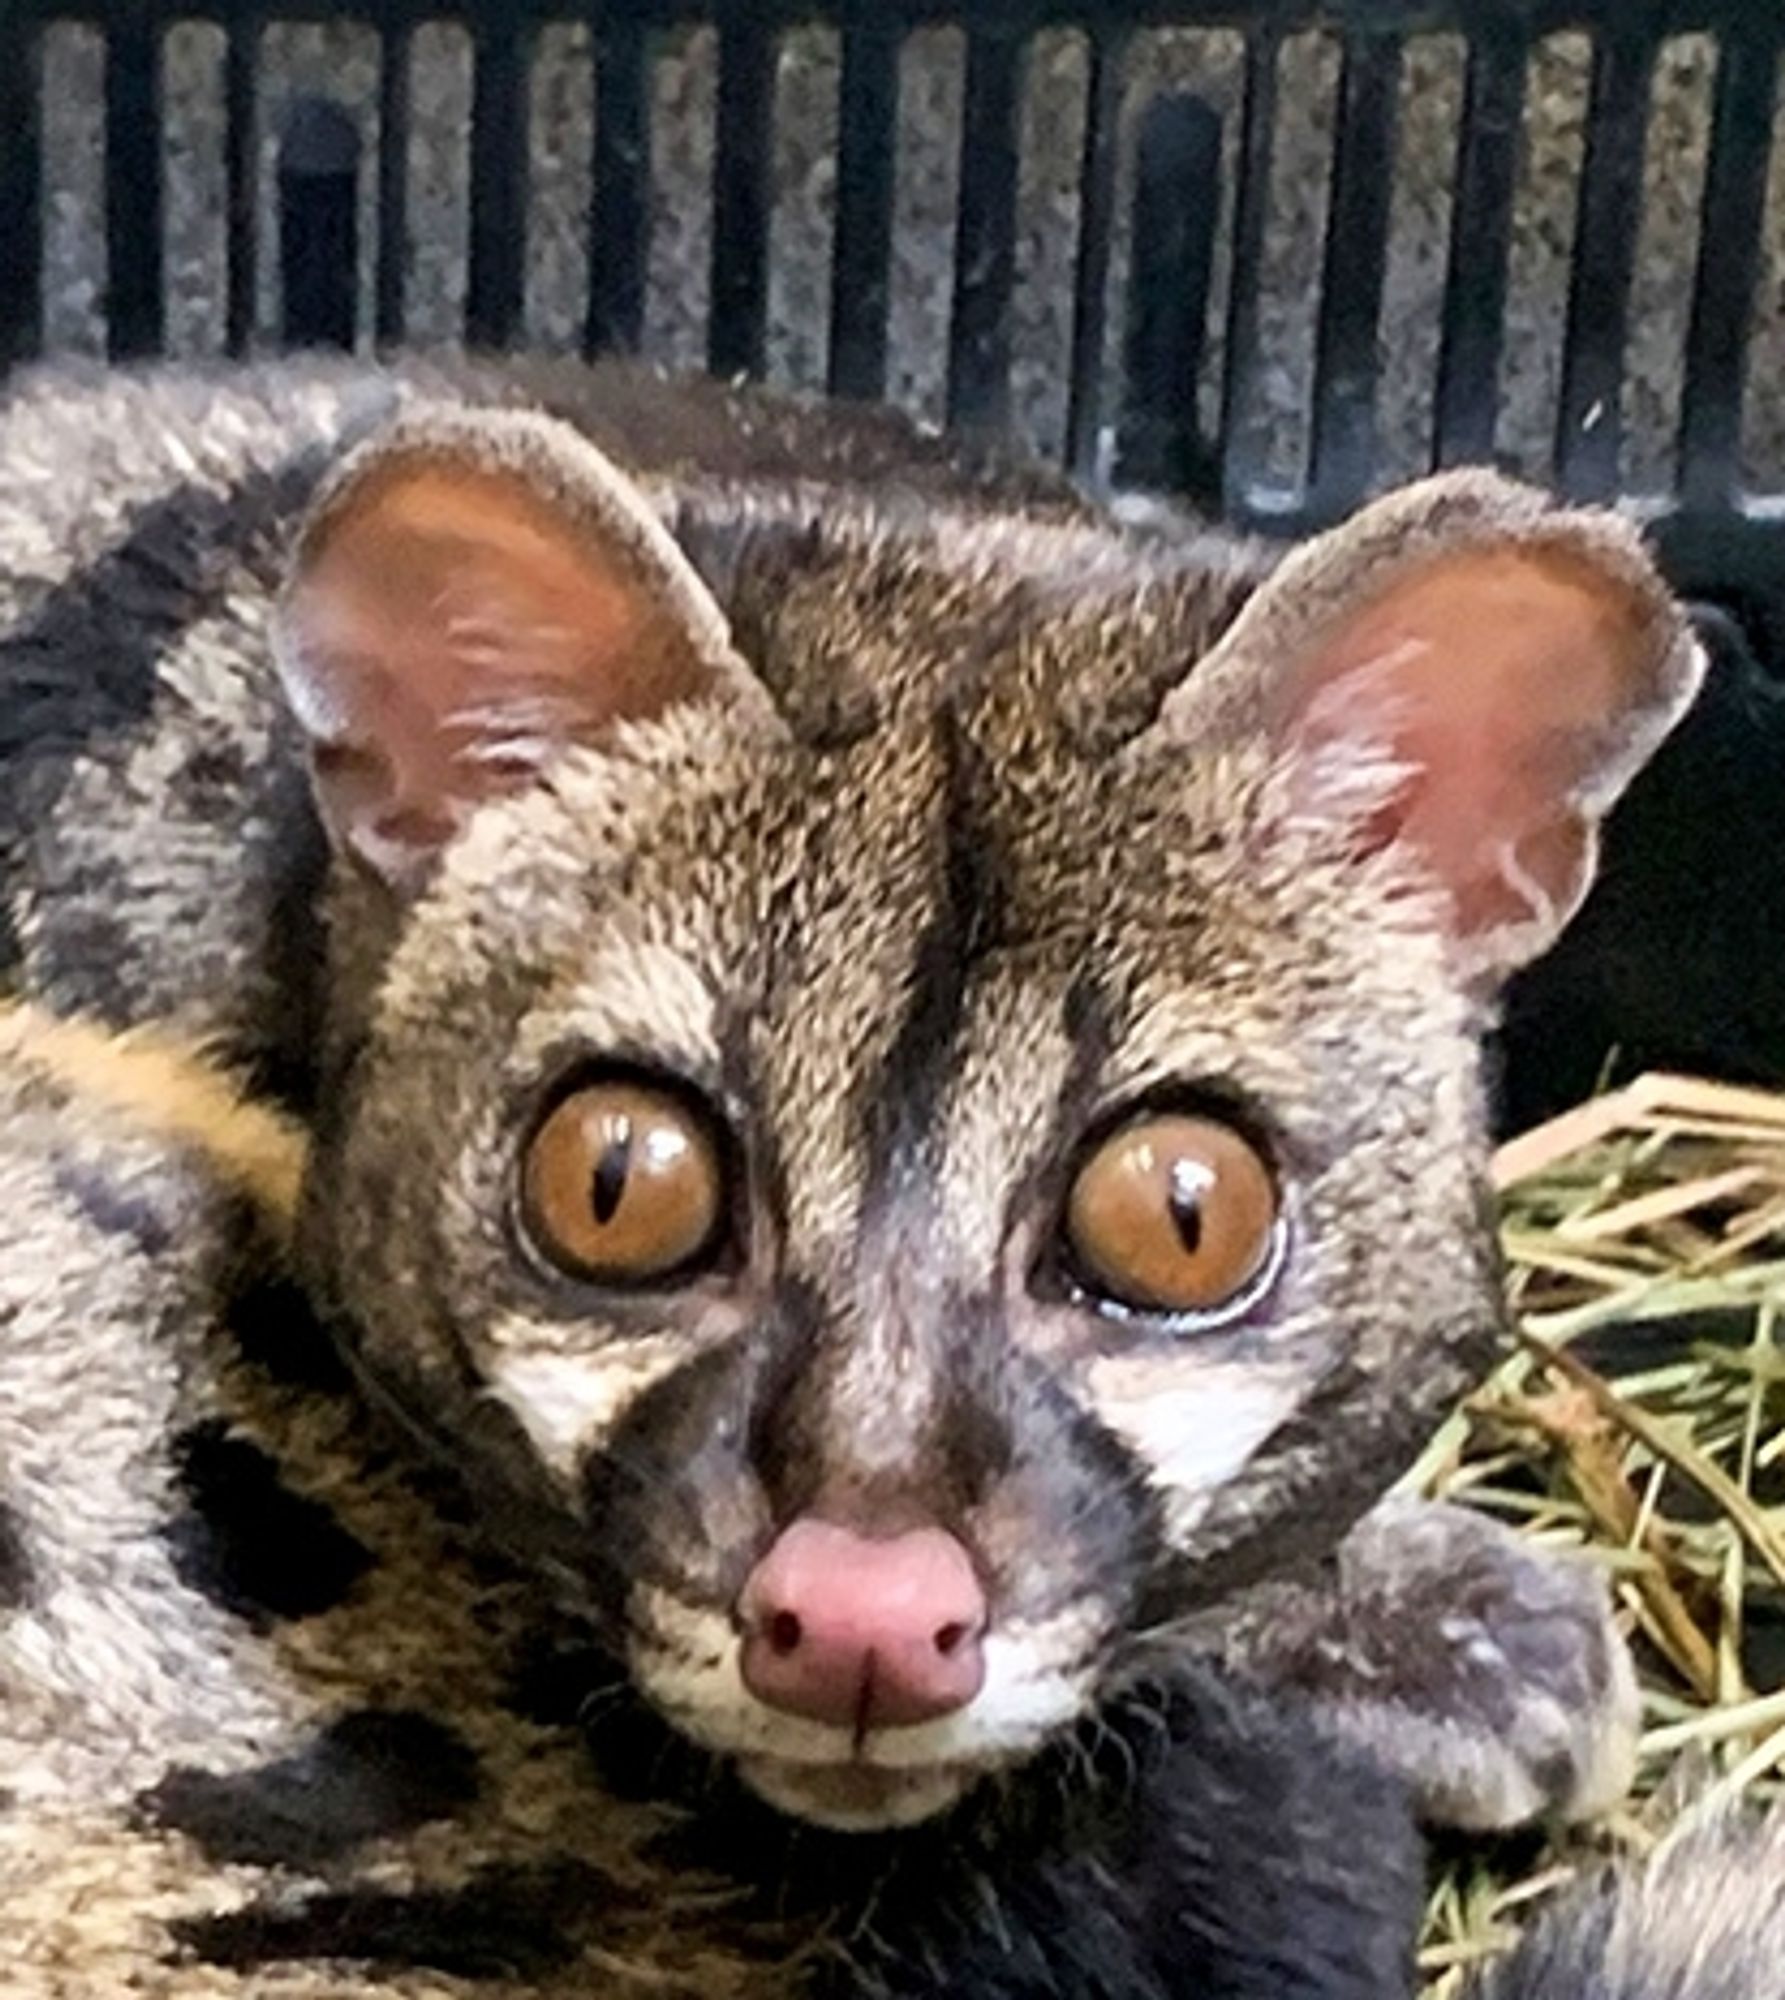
[1417, 1075, 1785, 1992]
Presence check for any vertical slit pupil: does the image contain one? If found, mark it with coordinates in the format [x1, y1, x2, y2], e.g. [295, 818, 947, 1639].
[1168, 1160, 1204, 1255]
[590, 1123, 633, 1226]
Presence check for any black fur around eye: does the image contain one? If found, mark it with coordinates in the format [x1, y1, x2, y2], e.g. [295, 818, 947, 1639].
[1057, 1110, 1283, 1324]
[518, 1074, 733, 1288]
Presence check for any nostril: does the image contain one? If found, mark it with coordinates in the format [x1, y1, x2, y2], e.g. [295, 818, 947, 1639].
[766, 1609, 803, 1656]
[933, 1620, 971, 1658]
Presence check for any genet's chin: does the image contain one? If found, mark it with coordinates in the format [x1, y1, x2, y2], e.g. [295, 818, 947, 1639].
[736, 1755, 979, 1831]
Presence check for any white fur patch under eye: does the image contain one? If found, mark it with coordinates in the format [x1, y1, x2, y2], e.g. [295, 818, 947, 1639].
[1085, 1356, 1309, 1536]
[484, 1332, 690, 1480]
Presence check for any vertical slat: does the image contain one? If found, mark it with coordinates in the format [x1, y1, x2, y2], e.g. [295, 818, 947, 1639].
[1116, 89, 1222, 496]
[1432, 29, 1526, 467]
[587, 10, 650, 355]
[1307, 33, 1401, 517]
[1677, 22, 1780, 508]
[1064, 24, 1126, 481]
[1218, 29, 1279, 515]
[1554, 27, 1657, 501]
[224, 15, 258, 354]
[376, 14, 412, 346]
[0, 8, 44, 367]
[279, 98, 359, 351]
[466, 16, 530, 348]
[708, 14, 775, 380]
[105, 2, 165, 359]
[946, 28, 1024, 436]
[827, 17, 899, 401]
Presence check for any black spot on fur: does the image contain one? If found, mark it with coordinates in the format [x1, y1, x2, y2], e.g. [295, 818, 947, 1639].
[170, 1859, 608, 1979]
[173, 739, 248, 817]
[52, 1161, 173, 1256]
[141, 1710, 480, 1868]
[222, 1270, 353, 1393]
[0, 1499, 33, 1606]
[166, 1420, 371, 1624]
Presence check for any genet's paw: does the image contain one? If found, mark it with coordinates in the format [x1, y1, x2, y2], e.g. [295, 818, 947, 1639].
[1234, 1498, 1638, 1833]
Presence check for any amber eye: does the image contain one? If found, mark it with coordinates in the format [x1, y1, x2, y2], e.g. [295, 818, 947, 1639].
[521, 1080, 725, 1284]
[1063, 1113, 1278, 1317]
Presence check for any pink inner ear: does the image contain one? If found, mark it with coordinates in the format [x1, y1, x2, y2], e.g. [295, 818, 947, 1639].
[282, 458, 728, 886]
[1276, 547, 1652, 948]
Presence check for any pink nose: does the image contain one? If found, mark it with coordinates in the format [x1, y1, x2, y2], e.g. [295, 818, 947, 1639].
[737, 1519, 988, 1734]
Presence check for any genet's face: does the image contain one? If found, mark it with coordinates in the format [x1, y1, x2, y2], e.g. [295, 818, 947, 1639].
[315, 614, 1499, 1831]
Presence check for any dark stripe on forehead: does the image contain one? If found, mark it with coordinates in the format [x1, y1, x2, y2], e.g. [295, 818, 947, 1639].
[857, 711, 1005, 1200]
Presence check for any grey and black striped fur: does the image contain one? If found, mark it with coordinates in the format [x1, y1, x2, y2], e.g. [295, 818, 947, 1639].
[0, 358, 1720, 1992]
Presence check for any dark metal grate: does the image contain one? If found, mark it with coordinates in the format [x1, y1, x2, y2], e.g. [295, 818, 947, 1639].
[0, 1, 1780, 612]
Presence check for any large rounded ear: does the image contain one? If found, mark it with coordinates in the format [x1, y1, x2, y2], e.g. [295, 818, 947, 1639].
[1157, 470, 1706, 989]
[274, 405, 770, 894]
